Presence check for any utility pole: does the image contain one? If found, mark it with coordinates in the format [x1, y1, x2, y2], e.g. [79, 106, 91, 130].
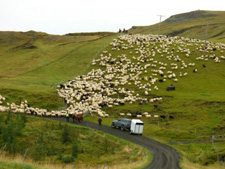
[157, 15, 165, 35]
[204, 21, 209, 57]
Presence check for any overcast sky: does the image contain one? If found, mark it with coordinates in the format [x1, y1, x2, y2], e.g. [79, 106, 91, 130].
[0, 0, 224, 35]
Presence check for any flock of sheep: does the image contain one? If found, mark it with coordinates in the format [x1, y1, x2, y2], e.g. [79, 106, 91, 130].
[0, 95, 68, 117]
[55, 34, 225, 118]
[0, 34, 224, 118]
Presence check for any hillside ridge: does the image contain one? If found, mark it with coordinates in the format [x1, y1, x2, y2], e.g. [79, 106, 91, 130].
[129, 10, 225, 43]
[164, 10, 218, 23]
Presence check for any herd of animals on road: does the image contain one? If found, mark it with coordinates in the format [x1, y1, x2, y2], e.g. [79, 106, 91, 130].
[0, 34, 224, 122]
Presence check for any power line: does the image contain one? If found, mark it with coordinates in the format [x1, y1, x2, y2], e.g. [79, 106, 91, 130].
[204, 21, 209, 57]
[157, 15, 165, 35]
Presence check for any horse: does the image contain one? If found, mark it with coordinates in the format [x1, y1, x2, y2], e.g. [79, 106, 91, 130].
[72, 114, 83, 123]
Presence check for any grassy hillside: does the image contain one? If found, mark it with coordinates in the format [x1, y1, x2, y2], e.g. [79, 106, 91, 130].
[129, 10, 225, 43]
[0, 112, 151, 169]
[0, 27, 225, 169]
[0, 31, 117, 110]
[76, 34, 225, 168]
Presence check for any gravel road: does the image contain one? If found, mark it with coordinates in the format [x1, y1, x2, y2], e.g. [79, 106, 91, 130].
[50, 117, 181, 169]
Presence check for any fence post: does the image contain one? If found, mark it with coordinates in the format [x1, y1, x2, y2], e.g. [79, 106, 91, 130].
[102, 162, 107, 169]
[212, 135, 219, 161]
[23, 148, 29, 163]
[72, 163, 76, 169]
[51, 157, 55, 164]
[0, 143, 7, 156]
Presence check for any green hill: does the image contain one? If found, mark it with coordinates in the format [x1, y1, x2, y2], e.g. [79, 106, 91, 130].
[60, 33, 225, 168]
[129, 10, 225, 43]
[0, 31, 116, 109]
[0, 18, 225, 169]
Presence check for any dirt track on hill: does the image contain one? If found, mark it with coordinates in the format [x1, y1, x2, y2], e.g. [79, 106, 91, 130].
[50, 117, 181, 169]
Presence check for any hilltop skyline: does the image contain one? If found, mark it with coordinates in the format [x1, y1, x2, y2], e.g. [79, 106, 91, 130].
[0, 0, 224, 35]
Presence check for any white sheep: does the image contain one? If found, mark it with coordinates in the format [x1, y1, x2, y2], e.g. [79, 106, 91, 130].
[144, 91, 148, 95]
[145, 114, 151, 118]
[136, 115, 142, 118]
[143, 112, 148, 115]
[126, 113, 132, 117]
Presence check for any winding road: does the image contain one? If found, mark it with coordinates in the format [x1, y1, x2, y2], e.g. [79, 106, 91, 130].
[50, 117, 181, 169]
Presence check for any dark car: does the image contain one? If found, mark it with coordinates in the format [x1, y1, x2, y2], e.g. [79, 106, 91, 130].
[111, 118, 131, 130]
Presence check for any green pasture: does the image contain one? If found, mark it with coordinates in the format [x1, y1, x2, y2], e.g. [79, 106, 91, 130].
[84, 32, 225, 168]
[0, 13, 225, 168]
[0, 32, 117, 109]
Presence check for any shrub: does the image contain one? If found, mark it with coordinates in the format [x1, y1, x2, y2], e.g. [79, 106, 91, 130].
[47, 142, 56, 156]
[61, 124, 71, 143]
[62, 156, 74, 164]
[72, 140, 78, 158]
[30, 143, 47, 161]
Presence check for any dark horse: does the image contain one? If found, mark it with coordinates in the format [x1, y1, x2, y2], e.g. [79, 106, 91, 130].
[72, 114, 83, 123]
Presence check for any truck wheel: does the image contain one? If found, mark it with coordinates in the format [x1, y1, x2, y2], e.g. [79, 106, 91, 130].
[111, 123, 115, 128]
[130, 131, 133, 135]
[121, 125, 124, 131]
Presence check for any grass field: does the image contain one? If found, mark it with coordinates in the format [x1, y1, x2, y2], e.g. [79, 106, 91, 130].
[82, 33, 225, 168]
[0, 112, 152, 169]
[0, 10, 225, 168]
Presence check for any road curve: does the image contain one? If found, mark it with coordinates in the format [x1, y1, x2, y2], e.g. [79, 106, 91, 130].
[50, 117, 181, 169]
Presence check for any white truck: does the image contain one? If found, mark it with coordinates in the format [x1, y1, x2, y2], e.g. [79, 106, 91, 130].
[130, 119, 144, 135]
